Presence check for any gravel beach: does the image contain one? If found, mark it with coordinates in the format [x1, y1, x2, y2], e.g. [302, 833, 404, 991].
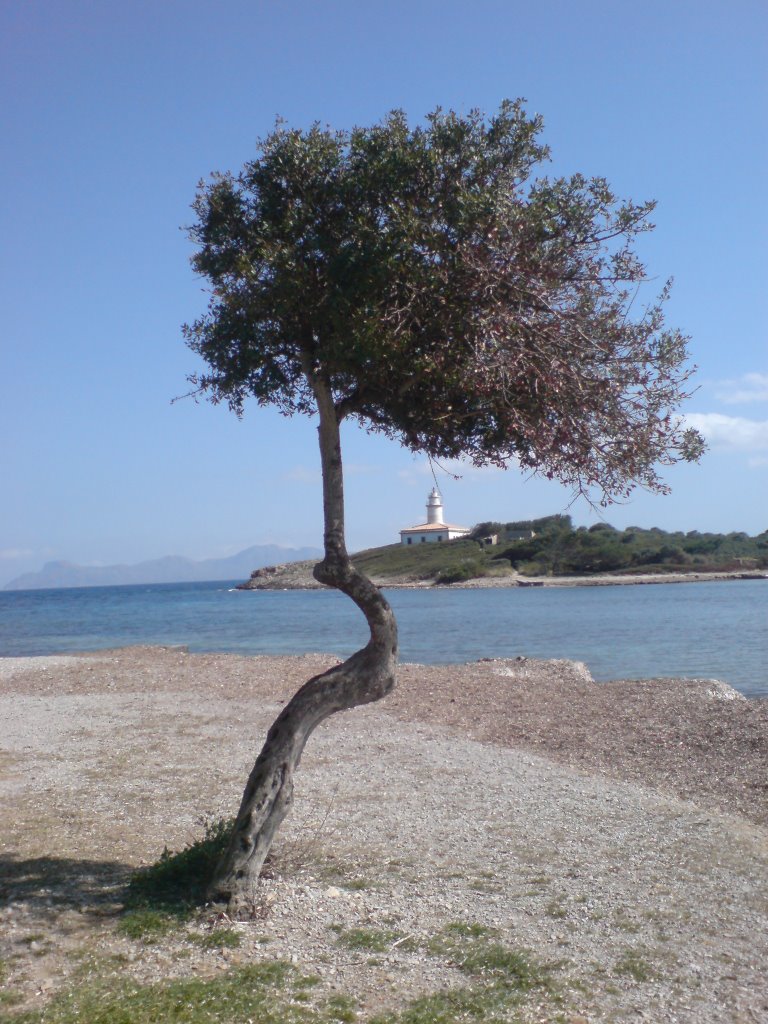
[1, 647, 766, 1022]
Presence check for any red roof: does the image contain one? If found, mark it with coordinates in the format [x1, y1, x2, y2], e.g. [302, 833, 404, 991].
[399, 522, 469, 534]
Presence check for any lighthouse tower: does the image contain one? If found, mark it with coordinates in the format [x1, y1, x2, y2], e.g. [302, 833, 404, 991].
[426, 487, 444, 525]
[399, 487, 470, 545]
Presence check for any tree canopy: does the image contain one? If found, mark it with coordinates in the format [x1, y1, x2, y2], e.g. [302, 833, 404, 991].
[184, 100, 703, 505]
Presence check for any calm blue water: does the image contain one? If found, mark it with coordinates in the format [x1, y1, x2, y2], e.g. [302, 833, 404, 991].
[0, 579, 765, 697]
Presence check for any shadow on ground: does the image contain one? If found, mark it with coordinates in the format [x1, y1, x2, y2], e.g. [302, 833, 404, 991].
[0, 854, 131, 916]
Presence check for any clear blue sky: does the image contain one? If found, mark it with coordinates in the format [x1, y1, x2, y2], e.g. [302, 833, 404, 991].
[1, 0, 766, 585]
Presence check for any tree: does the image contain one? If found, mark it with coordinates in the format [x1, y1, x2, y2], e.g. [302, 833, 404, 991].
[183, 101, 703, 906]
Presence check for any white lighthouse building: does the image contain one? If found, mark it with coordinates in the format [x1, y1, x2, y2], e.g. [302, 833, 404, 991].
[399, 488, 470, 545]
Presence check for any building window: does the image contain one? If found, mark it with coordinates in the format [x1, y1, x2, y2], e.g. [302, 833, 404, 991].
[421, 537, 426, 543]
[406, 537, 412, 545]
[438, 536, 442, 542]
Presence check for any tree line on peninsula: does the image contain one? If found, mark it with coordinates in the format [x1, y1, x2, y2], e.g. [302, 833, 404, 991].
[464, 515, 768, 579]
[346, 516, 767, 584]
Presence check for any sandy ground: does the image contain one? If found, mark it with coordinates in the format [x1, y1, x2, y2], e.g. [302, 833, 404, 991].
[1, 647, 767, 1022]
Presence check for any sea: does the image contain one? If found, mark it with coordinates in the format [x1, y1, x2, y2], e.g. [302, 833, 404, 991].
[0, 581, 765, 700]
[0, 578, 765, 698]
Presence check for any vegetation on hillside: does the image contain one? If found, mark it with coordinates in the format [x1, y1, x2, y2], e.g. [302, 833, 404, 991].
[352, 517, 768, 581]
[351, 538, 499, 584]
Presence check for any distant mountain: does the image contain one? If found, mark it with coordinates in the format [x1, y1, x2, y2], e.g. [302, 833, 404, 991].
[1, 545, 323, 591]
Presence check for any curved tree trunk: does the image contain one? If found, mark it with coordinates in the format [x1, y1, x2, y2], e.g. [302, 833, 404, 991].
[208, 376, 398, 908]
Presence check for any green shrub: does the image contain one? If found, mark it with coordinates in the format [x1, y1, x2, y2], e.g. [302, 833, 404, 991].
[435, 560, 485, 584]
[124, 817, 234, 917]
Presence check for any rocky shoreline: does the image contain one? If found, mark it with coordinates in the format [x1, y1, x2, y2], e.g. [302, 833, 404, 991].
[238, 560, 767, 590]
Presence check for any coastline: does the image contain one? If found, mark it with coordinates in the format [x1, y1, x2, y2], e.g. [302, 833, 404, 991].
[442, 568, 768, 588]
[240, 563, 768, 590]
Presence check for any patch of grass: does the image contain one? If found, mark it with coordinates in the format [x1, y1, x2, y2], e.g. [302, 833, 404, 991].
[0, 962, 300, 1024]
[1, 922, 571, 1024]
[458, 941, 548, 985]
[613, 911, 641, 934]
[330, 925, 400, 953]
[0, 991, 23, 1011]
[426, 921, 556, 996]
[0, 961, 368, 1024]
[614, 948, 654, 982]
[296, 974, 322, 988]
[467, 874, 503, 894]
[324, 994, 358, 1023]
[397, 921, 564, 1022]
[1, 963, 376, 1024]
[545, 898, 568, 919]
[124, 817, 234, 918]
[0, 962, 22, 1010]
[116, 908, 179, 942]
[369, 981, 514, 1024]
[195, 928, 242, 950]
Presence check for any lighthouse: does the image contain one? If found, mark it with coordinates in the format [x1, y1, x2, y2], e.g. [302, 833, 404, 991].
[426, 487, 444, 525]
[399, 488, 470, 545]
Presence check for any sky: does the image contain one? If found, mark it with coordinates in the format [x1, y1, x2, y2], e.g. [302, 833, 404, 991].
[1, 0, 766, 585]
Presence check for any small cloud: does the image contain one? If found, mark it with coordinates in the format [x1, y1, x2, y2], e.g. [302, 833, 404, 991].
[685, 412, 768, 451]
[281, 465, 321, 484]
[747, 455, 768, 468]
[713, 372, 768, 405]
